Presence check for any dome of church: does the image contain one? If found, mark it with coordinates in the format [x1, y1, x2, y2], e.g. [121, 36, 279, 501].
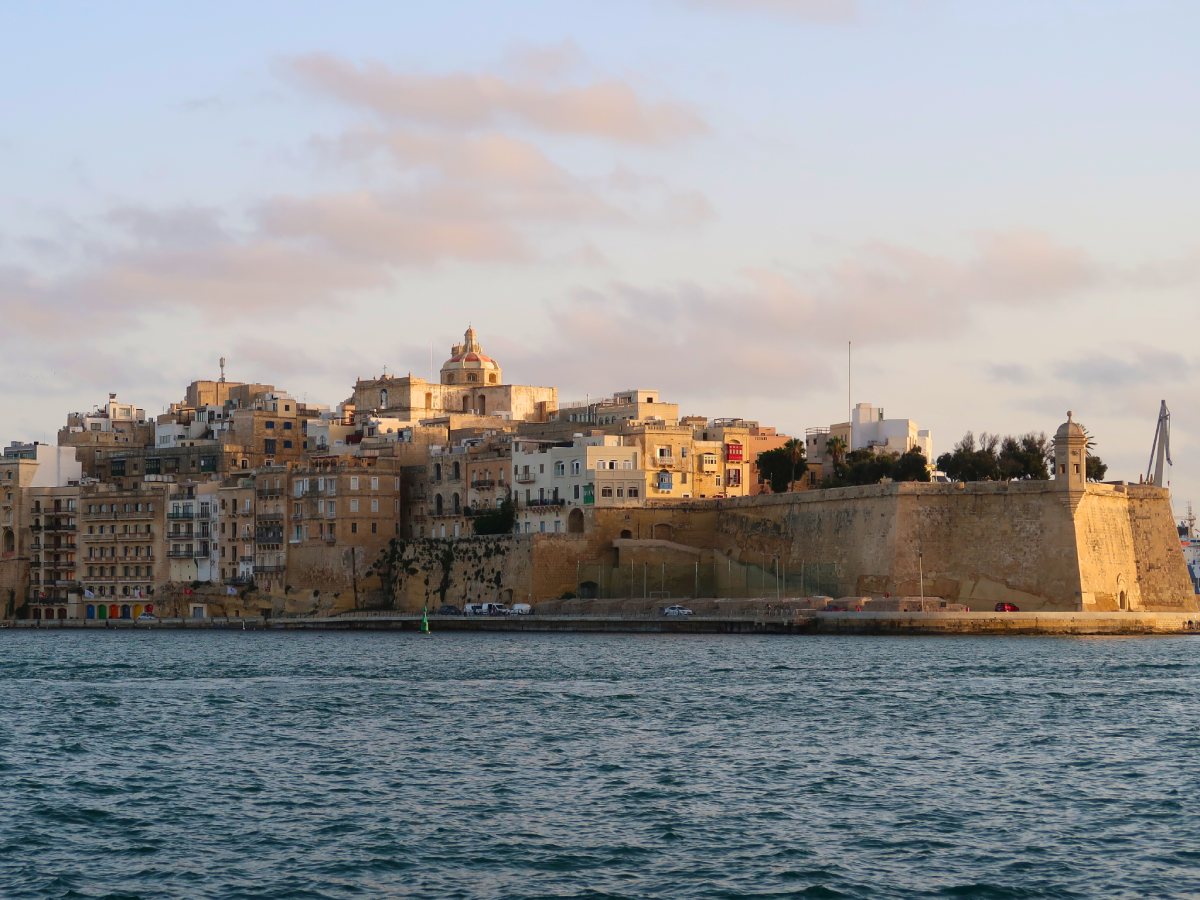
[440, 326, 502, 385]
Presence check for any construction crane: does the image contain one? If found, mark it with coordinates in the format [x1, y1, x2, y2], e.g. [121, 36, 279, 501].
[1146, 400, 1172, 486]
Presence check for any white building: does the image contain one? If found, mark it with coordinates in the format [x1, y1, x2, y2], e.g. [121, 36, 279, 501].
[512, 435, 641, 534]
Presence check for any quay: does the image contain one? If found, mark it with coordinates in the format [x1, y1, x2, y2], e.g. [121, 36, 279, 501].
[6, 611, 1200, 635]
[267, 609, 1200, 636]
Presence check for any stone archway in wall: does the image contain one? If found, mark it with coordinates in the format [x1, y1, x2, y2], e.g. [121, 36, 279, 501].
[652, 522, 673, 541]
[567, 508, 585, 534]
[620, 529, 633, 539]
[1117, 573, 1127, 610]
[2, 528, 13, 554]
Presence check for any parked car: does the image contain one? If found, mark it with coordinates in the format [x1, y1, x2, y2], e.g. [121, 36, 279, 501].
[994, 602, 1020, 612]
[464, 602, 509, 616]
[662, 605, 694, 617]
[436, 604, 461, 616]
[136, 613, 158, 622]
[509, 603, 533, 616]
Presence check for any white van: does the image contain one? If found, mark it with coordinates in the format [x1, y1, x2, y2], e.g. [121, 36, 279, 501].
[509, 603, 532, 616]
[465, 602, 509, 616]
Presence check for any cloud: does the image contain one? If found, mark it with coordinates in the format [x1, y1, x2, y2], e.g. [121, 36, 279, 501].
[682, 0, 857, 22]
[502, 231, 1106, 404]
[1053, 348, 1194, 389]
[987, 363, 1035, 385]
[282, 54, 706, 144]
[502, 40, 587, 81]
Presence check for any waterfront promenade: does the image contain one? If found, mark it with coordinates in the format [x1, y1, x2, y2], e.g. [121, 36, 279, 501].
[11, 608, 1200, 635]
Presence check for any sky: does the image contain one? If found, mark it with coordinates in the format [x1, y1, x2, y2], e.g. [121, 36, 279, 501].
[2, 1, 1198, 515]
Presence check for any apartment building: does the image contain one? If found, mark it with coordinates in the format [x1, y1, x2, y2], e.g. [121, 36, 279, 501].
[78, 481, 170, 619]
[26, 485, 79, 619]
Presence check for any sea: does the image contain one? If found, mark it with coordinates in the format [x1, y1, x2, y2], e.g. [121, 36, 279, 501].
[2, 630, 1199, 899]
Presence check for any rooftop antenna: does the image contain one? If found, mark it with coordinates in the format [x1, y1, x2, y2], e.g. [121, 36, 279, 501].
[1146, 399, 1172, 486]
[219, 356, 226, 384]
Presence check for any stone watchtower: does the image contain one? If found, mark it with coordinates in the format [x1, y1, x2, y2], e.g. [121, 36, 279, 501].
[1054, 411, 1088, 512]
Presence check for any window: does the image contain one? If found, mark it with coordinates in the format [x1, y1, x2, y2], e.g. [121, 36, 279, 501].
[351, 522, 358, 534]
[371, 522, 377, 534]
[573, 485, 580, 500]
[571, 460, 581, 475]
[283, 421, 293, 430]
[264, 439, 277, 455]
[601, 487, 614, 498]
[370, 499, 379, 513]
[265, 421, 276, 429]
[350, 476, 359, 490]
[349, 499, 359, 513]
[370, 477, 379, 490]
[554, 461, 565, 476]
[283, 440, 292, 449]
[617, 488, 624, 498]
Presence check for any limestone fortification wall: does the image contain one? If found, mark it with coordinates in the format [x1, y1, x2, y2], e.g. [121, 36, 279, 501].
[712, 481, 1195, 612]
[297, 480, 1197, 614]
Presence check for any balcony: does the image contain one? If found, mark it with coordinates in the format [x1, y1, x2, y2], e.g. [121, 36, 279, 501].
[470, 479, 496, 489]
[167, 510, 195, 520]
[254, 530, 283, 544]
[653, 456, 675, 467]
[167, 547, 210, 559]
[108, 508, 156, 519]
[515, 473, 537, 484]
[254, 564, 285, 573]
[524, 498, 566, 509]
[256, 488, 282, 499]
[258, 512, 284, 522]
[239, 555, 255, 564]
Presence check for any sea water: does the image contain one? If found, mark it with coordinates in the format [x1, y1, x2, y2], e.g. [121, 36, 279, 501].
[2, 630, 1199, 898]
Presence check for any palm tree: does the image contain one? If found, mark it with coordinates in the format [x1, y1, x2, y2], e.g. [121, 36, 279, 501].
[825, 436, 848, 468]
[783, 438, 806, 490]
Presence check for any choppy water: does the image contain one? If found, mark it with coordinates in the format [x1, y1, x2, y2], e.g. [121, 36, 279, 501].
[2, 631, 1200, 899]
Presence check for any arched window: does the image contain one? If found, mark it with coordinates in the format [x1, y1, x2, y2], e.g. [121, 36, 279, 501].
[453, 462, 461, 480]
[478, 395, 486, 415]
[380, 388, 389, 408]
[452, 493, 461, 514]
[434, 463, 442, 482]
[462, 396, 470, 412]
[434, 494, 444, 515]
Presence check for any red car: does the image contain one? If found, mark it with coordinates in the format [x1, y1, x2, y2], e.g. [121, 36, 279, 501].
[994, 602, 1020, 612]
